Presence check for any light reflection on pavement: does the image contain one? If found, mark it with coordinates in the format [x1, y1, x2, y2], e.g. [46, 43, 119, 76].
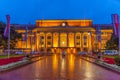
[0, 54, 120, 80]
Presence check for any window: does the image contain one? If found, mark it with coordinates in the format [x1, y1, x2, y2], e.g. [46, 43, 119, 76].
[47, 36, 51, 39]
[76, 36, 80, 39]
[76, 42, 80, 45]
[47, 42, 51, 45]
[84, 42, 87, 45]
[41, 36, 44, 39]
[41, 42, 44, 44]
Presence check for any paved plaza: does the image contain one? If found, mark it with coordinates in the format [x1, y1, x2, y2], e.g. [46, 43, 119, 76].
[0, 54, 120, 80]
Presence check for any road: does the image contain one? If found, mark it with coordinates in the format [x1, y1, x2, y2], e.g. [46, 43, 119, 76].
[0, 54, 120, 80]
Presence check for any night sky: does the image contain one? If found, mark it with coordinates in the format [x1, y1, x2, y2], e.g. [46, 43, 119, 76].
[0, 0, 120, 24]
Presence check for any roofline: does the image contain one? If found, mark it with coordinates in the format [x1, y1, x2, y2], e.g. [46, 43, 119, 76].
[36, 19, 92, 22]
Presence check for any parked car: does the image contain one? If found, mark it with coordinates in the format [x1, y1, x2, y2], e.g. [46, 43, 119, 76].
[15, 51, 23, 54]
[104, 50, 118, 55]
[77, 51, 86, 55]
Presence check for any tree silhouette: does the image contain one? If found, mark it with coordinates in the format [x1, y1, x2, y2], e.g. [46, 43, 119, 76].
[0, 21, 22, 49]
[105, 33, 118, 50]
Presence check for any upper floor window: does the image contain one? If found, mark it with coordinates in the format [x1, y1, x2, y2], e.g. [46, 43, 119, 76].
[76, 36, 80, 39]
[47, 36, 51, 39]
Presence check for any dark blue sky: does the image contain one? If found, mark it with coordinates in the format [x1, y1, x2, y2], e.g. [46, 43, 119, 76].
[0, 0, 120, 24]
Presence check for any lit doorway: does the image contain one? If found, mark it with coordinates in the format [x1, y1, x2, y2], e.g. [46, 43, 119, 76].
[60, 33, 67, 47]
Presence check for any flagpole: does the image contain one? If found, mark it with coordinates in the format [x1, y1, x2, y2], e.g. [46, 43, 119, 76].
[8, 22, 10, 58]
[7, 15, 10, 58]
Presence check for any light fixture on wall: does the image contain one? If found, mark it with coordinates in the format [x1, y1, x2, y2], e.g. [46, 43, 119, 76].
[62, 22, 66, 27]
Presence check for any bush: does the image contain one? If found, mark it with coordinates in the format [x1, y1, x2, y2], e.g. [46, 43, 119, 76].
[114, 56, 120, 66]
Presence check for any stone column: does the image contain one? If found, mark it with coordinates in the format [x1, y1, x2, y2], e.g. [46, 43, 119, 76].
[58, 32, 60, 53]
[74, 33, 76, 47]
[81, 32, 83, 51]
[31, 32, 33, 52]
[44, 32, 46, 53]
[67, 33, 69, 47]
[52, 33, 53, 47]
[89, 32, 92, 54]
[37, 32, 40, 52]
[58, 32, 60, 47]
[36, 32, 38, 51]
[39, 33, 42, 51]
[88, 32, 92, 53]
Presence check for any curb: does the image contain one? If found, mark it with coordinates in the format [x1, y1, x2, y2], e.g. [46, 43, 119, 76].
[0, 56, 43, 72]
[81, 56, 120, 74]
[0, 60, 31, 72]
[95, 61, 120, 74]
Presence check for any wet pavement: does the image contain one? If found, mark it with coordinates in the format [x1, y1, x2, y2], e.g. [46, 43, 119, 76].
[0, 54, 120, 80]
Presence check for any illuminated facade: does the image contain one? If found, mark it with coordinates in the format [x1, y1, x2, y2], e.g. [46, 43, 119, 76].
[15, 20, 113, 53]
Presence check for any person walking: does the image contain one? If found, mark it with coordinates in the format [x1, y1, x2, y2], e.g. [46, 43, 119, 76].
[98, 51, 102, 60]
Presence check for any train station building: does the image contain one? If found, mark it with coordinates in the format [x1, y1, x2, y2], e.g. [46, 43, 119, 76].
[15, 19, 113, 53]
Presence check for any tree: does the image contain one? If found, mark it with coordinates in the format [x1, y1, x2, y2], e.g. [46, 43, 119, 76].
[0, 21, 22, 49]
[105, 33, 118, 50]
[0, 21, 6, 48]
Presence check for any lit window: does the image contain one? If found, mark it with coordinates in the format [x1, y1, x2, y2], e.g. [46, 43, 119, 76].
[76, 36, 80, 39]
[47, 36, 51, 39]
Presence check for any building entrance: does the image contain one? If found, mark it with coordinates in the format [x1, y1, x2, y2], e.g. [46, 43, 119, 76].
[60, 33, 67, 47]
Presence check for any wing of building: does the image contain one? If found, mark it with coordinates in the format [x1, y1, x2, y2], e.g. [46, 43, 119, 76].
[14, 19, 113, 53]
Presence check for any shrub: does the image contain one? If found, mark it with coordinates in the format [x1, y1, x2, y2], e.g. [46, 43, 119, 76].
[114, 56, 120, 66]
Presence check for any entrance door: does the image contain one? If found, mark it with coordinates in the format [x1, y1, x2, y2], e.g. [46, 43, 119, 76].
[61, 48, 67, 54]
[60, 33, 67, 47]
